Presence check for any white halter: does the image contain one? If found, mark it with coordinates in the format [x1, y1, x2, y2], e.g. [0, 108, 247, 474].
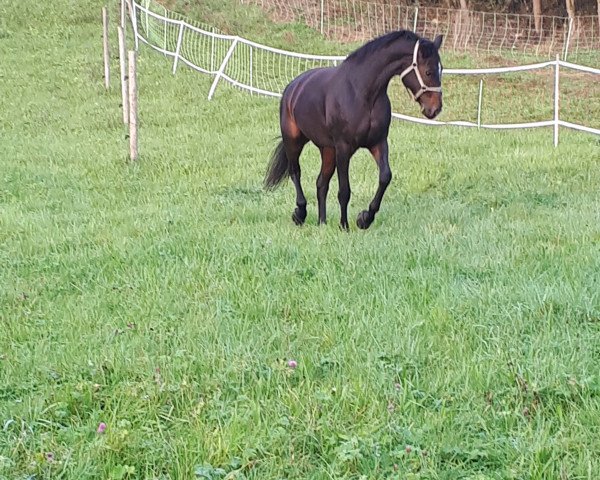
[398, 40, 442, 101]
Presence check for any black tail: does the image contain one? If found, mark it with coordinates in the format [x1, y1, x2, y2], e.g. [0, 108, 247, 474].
[264, 139, 289, 190]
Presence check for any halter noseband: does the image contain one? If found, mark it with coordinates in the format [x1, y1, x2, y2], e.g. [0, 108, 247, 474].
[398, 40, 442, 101]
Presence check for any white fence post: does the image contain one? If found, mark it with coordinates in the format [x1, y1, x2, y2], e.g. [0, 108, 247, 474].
[210, 28, 216, 72]
[208, 37, 239, 100]
[249, 45, 253, 95]
[477, 79, 483, 128]
[172, 21, 185, 74]
[320, 0, 325, 35]
[144, 0, 149, 37]
[554, 55, 560, 147]
[163, 7, 167, 53]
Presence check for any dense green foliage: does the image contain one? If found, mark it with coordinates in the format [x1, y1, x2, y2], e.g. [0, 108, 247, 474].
[1, 0, 599, 478]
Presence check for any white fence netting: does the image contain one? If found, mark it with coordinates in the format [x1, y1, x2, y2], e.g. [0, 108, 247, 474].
[130, 0, 600, 145]
[243, 0, 600, 62]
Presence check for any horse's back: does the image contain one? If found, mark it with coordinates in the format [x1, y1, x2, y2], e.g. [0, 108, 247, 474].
[283, 67, 337, 114]
[280, 67, 338, 147]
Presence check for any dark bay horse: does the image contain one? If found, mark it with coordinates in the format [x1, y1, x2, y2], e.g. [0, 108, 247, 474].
[264, 31, 444, 230]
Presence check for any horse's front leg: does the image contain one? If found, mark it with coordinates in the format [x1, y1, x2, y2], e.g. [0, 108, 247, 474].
[357, 139, 392, 229]
[335, 145, 353, 231]
[316, 146, 336, 225]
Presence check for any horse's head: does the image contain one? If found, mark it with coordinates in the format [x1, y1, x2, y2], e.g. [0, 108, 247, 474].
[399, 35, 443, 119]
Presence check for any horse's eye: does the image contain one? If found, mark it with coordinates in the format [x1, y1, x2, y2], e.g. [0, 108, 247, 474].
[426, 70, 432, 77]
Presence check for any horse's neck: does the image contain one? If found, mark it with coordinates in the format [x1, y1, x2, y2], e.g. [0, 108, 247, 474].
[343, 42, 414, 102]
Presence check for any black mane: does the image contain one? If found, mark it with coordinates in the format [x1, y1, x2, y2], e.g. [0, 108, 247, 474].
[344, 30, 420, 64]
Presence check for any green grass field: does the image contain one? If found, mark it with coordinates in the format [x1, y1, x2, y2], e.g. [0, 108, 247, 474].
[2, 0, 600, 478]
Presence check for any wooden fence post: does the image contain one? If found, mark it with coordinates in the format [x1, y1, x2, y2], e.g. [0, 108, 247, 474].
[118, 27, 129, 124]
[121, 0, 126, 31]
[553, 55, 559, 147]
[128, 50, 138, 160]
[102, 7, 110, 89]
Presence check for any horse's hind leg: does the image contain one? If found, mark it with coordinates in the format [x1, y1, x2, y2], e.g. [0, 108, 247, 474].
[283, 134, 309, 225]
[357, 139, 392, 229]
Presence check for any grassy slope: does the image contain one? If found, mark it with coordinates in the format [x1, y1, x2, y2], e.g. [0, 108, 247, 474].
[1, 0, 600, 478]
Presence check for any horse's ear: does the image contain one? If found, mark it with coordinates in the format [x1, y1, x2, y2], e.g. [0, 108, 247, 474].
[433, 34, 443, 50]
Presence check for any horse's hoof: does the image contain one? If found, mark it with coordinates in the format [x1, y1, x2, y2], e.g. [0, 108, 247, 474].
[292, 208, 306, 226]
[356, 210, 373, 229]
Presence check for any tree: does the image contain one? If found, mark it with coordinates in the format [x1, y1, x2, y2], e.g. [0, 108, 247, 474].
[565, 0, 576, 18]
[565, 0, 576, 38]
[458, 0, 471, 47]
[533, 0, 542, 34]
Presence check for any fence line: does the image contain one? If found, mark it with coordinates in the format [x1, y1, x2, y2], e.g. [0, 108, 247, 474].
[242, 0, 600, 62]
[130, 0, 600, 146]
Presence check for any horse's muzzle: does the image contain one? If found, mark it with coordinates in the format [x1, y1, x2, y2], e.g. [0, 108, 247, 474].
[419, 91, 442, 120]
[423, 105, 442, 119]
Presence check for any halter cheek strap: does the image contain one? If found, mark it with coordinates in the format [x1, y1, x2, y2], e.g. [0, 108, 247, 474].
[398, 40, 442, 101]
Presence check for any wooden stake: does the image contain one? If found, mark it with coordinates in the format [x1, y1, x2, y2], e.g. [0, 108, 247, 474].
[553, 55, 559, 148]
[128, 50, 138, 160]
[102, 7, 110, 89]
[121, 0, 126, 31]
[118, 27, 129, 124]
